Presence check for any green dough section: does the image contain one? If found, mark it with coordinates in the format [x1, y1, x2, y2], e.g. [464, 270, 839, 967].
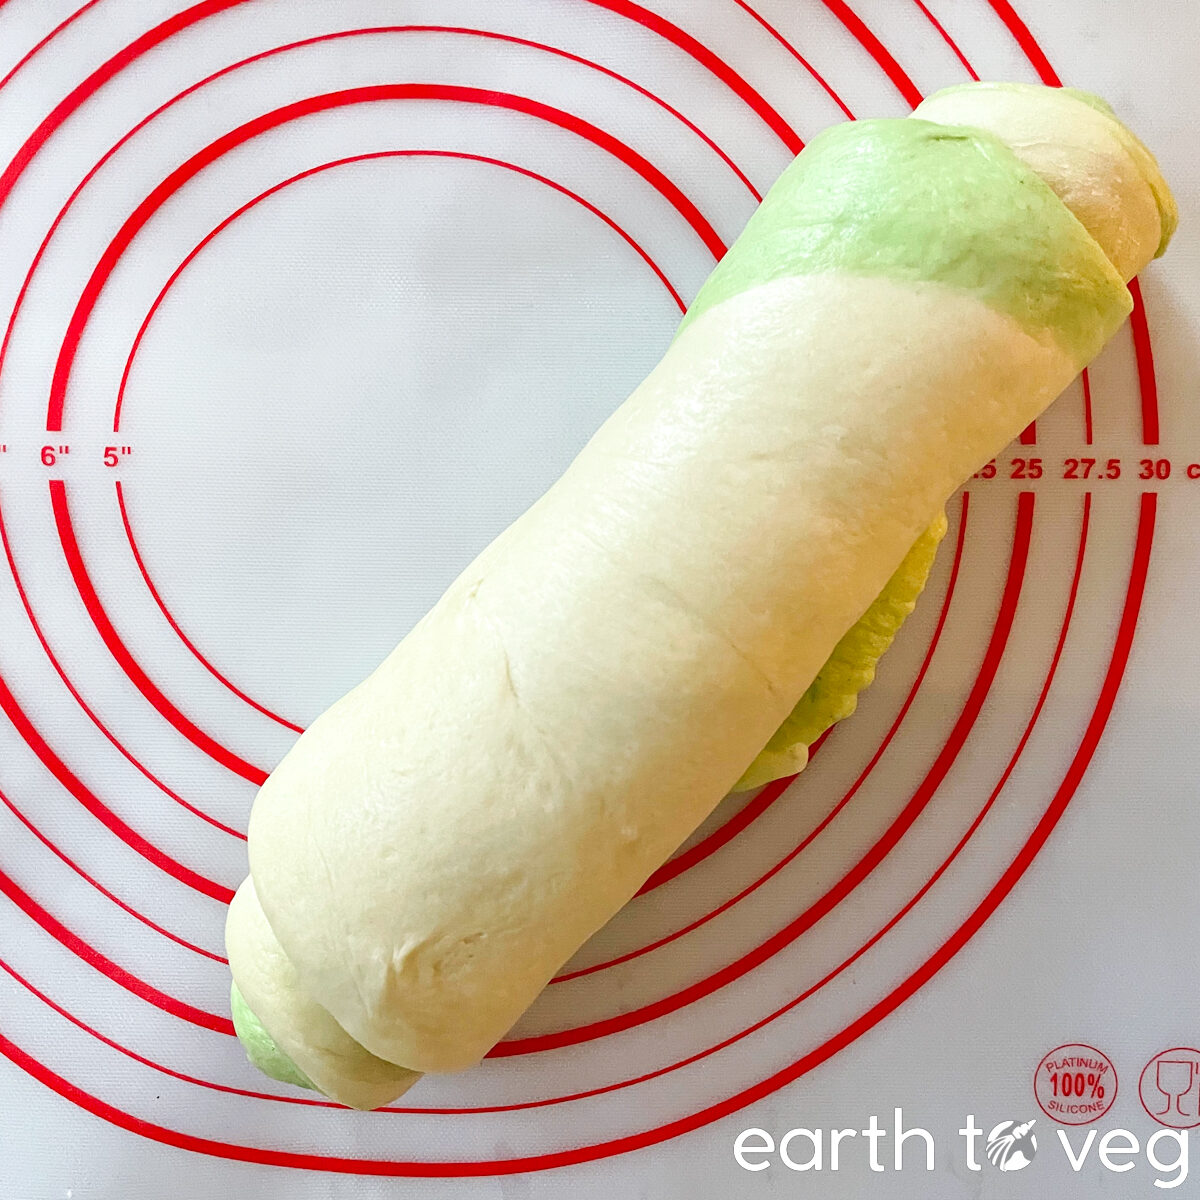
[230, 981, 315, 1092]
[931, 82, 1177, 258]
[677, 117, 1129, 364]
[738, 512, 947, 791]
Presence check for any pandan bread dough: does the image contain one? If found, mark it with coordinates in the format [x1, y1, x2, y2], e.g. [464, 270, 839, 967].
[913, 83, 1176, 279]
[230, 982, 314, 1091]
[226, 82, 1175, 1108]
[739, 510, 948, 791]
[226, 878, 420, 1108]
[228, 509, 948, 1103]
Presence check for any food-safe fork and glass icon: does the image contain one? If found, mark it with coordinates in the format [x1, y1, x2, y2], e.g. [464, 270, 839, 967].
[1155, 1060, 1196, 1119]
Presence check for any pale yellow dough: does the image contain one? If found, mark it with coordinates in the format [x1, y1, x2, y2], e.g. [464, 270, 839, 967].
[226, 880, 419, 1109]
[227, 81, 1174, 1105]
[247, 274, 1077, 1076]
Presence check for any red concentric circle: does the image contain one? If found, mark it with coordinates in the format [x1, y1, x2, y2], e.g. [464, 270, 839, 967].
[0, 0, 1168, 1177]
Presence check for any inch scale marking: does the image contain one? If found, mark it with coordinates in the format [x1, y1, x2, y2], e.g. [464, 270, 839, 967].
[0, 444, 137, 468]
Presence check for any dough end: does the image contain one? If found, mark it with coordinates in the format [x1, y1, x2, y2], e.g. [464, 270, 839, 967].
[230, 981, 317, 1093]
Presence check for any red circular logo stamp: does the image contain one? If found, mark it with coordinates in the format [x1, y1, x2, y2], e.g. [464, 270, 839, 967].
[1139, 1048, 1200, 1129]
[1034, 1044, 1117, 1125]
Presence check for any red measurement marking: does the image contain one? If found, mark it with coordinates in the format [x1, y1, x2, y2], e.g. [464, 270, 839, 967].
[1128, 278, 1160, 445]
[0, 656, 233, 901]
[591, 0, 800, 151]
[0, 0, 804, 395]
[112, 144, 690, 740]
[115, 149, 688, 432]
[0, 867, 231, 1032]
[1138, 458, 1172, 480]
[1064, 457, 1121, 481]
[1081, 368, 1093, 444]
[0, 119, 1142, 1200]
[0, 2, 241, 210]
[117, 482, 304, 733]
[910, 0, 979, 80]
[0, 487, 245, 839]
[0, 22, 769, 418]
[986, 0, 1062, 85]
[0, 0, 787, 261]
[731, 1, 855, 119]
[0, 0, 104, 93]
[50, 481, 269, 784]
[0, 0, 1150, 1175]
[48, 85, 728, 432]
[0, 786, 225, 963]
[448, 24, 767, 196]
[0, 954, 340, 1108]
[820, 0, 923, 107]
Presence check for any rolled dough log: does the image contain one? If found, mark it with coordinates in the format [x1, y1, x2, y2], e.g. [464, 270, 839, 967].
[227, 82, 1175, 1108]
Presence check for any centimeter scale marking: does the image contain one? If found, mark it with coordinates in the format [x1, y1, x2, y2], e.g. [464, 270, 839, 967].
[972, 455, 1190, 481]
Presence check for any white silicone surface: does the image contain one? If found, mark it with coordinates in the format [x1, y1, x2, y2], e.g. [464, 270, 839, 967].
[0, 1, 1196, 1196]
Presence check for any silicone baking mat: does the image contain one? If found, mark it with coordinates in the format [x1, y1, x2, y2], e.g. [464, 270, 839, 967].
[0, 1, 1196, 1196]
